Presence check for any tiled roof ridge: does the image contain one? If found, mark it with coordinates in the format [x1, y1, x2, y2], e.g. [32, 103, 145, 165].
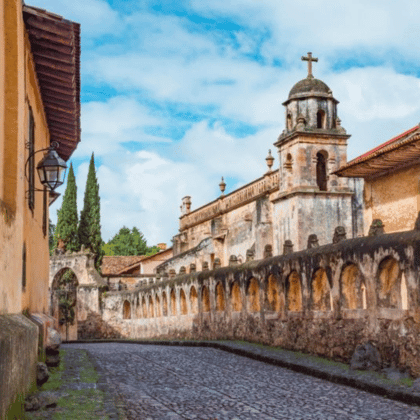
[349, 125, 419, 165]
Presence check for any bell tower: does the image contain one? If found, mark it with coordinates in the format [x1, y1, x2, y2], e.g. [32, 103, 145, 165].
[272, 53, 363, 253]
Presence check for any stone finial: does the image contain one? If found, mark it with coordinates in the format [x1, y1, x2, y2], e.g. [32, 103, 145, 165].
[219, 177, 226, 195]
[335, 117, 346, 134]
[213, 258, 221, 269]
[189, 263, 196, 273]
[307, 234, 319, 249]
[264, 244, 273, 258]
[202, 261, 209, 271]
[80, 244, 85, 253]
[333, 226, 347, 243]
[265, 150, 274, 172]
[169, 269, 176, 279]
[229, 255, 238, 266]
[368, 219, 385, 237]
[181, 196, 192, 216]
[179, 266, 186, 275]
[246, 248, 255, 262]
[283, 240, 293, 255]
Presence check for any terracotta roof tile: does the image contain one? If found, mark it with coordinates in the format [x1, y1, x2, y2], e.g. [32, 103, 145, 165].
[101, 256, 147, 276]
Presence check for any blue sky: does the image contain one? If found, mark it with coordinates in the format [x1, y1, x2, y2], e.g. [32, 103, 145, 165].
[30, 0, 420, 244]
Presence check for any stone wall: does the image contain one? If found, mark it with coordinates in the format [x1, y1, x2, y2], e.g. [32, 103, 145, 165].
[99, 229, 420, 377]
[0, 315, 38, 419]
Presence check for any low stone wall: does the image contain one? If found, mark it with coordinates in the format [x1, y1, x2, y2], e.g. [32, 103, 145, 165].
[0, 314, 38, 419]
[97, 230, 420, 376]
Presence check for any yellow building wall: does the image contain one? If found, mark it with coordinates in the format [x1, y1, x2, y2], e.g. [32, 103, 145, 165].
[22, 34, 51, 314]
[364, 165, 420, 234]
[0, 0, 50, 315]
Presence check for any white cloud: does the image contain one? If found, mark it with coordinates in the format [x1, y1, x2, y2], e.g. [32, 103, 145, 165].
[46, 0, 420, 246]
[28, 0, 123, 37]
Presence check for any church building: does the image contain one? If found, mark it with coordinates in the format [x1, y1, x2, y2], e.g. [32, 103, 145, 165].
[158, 53, 364, 275]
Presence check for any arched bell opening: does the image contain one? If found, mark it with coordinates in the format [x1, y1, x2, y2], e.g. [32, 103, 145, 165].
[316, 151, 328, 191]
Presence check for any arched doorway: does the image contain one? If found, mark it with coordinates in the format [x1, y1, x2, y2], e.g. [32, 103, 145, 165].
[51, 267, 78, 341]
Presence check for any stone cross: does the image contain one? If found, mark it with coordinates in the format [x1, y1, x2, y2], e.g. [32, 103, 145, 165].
[302, 52, 318, 79]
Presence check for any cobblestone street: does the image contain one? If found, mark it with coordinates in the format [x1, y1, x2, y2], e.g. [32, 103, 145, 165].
[64, 343, 420, 420]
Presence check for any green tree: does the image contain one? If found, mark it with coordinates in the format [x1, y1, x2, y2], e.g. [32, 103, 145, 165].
[49, 218, 56, 255]
[78, 153, 103, 270]
[102, 226, 149, 256]
[54, 163, 79, 252]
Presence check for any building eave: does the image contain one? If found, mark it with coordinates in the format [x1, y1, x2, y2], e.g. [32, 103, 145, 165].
[23, 5, 81, 161]
[334, 126, 420, 178]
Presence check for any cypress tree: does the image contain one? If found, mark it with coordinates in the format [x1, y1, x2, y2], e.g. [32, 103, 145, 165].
[78, 153, 103, 270]
[54, 163, 79, 252]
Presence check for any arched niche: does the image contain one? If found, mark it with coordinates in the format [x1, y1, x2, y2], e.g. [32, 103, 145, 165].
[162, 291, 168, 316]
[215, 282, 226, 311]
[231, 281, 242, 312]
[286, 271, 302, 312]
[201, 285, 210, 312]
[155, 294, 161, 317]
[148, 296, 154, 318]
[135, 297, 142, 319]
[180, 289, 188, 315]
[311, 268, 332, 311]
[267, 274, 281, 312]
[170, 289, 177, 316]
[123, 300, 131, 320]
[247, 278, 260, 312]
[142, 296, 147, 318]
[377, 257, 402, 309]
[340, 263, 366, 310]
[190, 286, 198, 314]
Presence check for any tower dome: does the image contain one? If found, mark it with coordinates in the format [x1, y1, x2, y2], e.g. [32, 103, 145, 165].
[282, 53, 342, 133]
[288, 78, 331, 100]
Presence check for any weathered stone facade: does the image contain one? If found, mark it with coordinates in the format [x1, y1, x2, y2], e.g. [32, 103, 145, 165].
[98, 227, 420, 377]
[165, 69, 364, 275]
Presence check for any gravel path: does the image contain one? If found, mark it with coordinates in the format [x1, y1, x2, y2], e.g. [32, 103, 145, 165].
[64, 343, 420, 420]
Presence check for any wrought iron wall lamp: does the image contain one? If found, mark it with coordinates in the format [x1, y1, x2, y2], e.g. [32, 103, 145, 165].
[25, 141, 68, 194]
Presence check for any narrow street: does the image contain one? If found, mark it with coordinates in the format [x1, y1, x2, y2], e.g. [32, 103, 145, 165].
[65, 343, 420, 420]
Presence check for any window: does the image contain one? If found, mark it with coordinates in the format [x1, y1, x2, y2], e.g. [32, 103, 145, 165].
[28, 107, 35, 211]
[316, 151, 328, 191]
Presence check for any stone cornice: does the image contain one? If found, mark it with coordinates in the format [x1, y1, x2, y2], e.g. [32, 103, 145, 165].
[179, 171, 279, 231]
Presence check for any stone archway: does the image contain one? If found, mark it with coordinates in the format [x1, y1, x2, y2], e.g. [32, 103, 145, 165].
[51, 267, 79, 341]
[49, 252, 108, 340]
